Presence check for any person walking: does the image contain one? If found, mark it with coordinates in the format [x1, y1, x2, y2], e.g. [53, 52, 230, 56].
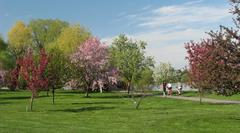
[167, 83, 172, 96]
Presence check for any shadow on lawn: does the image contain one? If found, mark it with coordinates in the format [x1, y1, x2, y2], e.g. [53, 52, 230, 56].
[0, 101, 12, 105]
[93, 95, 138, 99]
[0, 95, 48, 100]
[51, 106, 115, 112]
[229, 117, 240, 121]
[58, 91, 85, 94]
[72, 101, 124, 105]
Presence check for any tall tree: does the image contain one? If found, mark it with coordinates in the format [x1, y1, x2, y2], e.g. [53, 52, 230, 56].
[185, 0, 240, 98]
[206, 0, 240, 96]
[28, 19, 69, 49]
[70, 37, 108, 97]
[0, 36, 15, 70]
[8, 21, 32, 57]
[54, 25, 91, 55]
[18, 48, 49, 111]
[110, 34, 153, 95]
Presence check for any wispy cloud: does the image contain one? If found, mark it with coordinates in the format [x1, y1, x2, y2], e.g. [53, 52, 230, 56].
[104, 0, 232, 68]
[142, 5, 152, 11]
[138, 2, 231, 28]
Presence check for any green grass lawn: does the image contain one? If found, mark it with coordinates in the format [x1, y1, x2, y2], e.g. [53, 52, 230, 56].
[1, 90, 240, 133]
[181, 91, 240, 101]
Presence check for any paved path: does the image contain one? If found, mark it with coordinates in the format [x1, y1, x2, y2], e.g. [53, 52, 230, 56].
[160, 96, 240, 104]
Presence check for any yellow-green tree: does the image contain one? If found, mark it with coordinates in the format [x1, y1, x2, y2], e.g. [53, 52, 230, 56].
[8, 21, 32, 57]
[53, 24, 91, 55]
[29, 19, 69, 49]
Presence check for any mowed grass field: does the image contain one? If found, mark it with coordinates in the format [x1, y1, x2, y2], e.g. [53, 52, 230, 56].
[1, 90, 240, 133]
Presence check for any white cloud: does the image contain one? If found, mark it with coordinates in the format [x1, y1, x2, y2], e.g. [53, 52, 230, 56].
[142, 5, 152, 11]
[105, 1, 232, 68]
[139, 3, 231, 28]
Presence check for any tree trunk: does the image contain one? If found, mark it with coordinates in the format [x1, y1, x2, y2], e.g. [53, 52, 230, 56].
[199, 88, 203, 104]
[100, 86, 103, 93]
[46, 89, 49, 97]
[127, 82, 131, 95]
[52, 88, 55, 104]
[135, 95, 145, 109]
[85, 87, 89, 97]
[29, 95, 34, 111]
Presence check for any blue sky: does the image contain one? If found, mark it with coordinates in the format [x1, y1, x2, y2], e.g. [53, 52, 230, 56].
[0, 0, 234, 68]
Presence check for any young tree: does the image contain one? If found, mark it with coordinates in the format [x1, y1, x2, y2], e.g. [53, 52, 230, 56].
[18, 48, 48, 111]
[109, 34, 151, 95]
[133, 67, 154, 109]
[46, 47, 68, 104]
[70, 37, 108, 97]
[185, 39, 216, 103]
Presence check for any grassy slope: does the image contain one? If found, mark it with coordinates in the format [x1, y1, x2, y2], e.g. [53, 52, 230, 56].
[0, 90, 240, 133]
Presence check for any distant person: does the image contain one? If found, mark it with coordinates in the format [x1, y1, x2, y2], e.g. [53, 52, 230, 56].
[162, 82, 167, 96]
[167, 83, 172, 96]
[177, 84, 182, 95]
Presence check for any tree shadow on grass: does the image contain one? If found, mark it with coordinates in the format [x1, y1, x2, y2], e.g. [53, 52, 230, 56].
[0, 95, 48, 100]
[50, 106, 115, 113]
[0, 101, 12, 105]
[72, 101, 124, 105]
[229, 117, 240, 121]
[92, 95, 131, 99]
[0, 96, 30, 100]
[58, 91, 85, 94]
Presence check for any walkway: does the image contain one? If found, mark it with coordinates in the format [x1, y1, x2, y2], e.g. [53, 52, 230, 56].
[160, 95, 240, 104]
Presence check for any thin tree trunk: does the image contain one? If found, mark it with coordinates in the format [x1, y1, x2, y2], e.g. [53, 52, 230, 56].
[135, 95, 145, 109]
[46, 89, 49, 97]
[85, 87, 89, 97]
[199, 88, 203, 104]
[52, 88, 55, 104]
[100, 85, 103, 93]
[127, 82, 131, 95]
[29, 95, 34, 111]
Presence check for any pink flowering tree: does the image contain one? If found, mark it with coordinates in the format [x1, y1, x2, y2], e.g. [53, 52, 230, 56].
[70, 37, 108, 97]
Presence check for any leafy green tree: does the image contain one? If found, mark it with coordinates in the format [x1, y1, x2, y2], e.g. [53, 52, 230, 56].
[28, 19, 69, 49]
[110, 34, 153, 95]
[8, 21, 32, 57]
[0, 36, 15, 70]
[46, 46, 68, 104]
[53, 25, 91, 55]
[0, 51, 15, 70]
[136, 68, 154, 92]
[133, 67, 154, 109]
[153, 62, 176, 85]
